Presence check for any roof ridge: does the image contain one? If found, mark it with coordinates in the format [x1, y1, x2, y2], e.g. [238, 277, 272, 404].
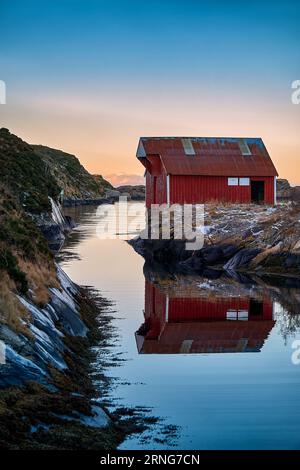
[140, 136, 263, 140]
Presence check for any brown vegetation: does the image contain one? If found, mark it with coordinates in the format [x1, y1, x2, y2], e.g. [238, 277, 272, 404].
[0, 274, 31, 336]
[17, 258, 60, 306]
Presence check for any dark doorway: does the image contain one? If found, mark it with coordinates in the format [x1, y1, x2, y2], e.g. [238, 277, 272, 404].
[249, 299, 263, 317]
[251, 180, 265, 203]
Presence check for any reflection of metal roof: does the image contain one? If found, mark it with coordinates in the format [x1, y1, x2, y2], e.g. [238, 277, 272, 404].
[136, 321, 275, 354]
[137, 137, 278, 177]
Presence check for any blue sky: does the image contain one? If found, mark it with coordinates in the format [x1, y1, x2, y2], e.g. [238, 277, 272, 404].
[1, 0, 300, 183]
[2, 1, 299, 87]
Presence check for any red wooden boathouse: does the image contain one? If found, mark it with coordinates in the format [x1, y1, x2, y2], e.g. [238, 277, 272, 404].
[137, 137, 278, 206]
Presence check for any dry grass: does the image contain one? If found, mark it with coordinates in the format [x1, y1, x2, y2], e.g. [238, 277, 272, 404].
[17, 258, 60, 307]
[0, 272, 31, 337]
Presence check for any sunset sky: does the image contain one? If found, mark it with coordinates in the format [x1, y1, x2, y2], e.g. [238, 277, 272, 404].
[1, 0, 300, 185]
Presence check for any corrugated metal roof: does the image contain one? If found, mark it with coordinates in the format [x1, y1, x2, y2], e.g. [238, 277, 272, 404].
[137, 137, 278, 177]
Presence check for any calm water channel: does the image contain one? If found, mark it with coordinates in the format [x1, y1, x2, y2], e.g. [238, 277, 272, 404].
[59, 203, 300, 450]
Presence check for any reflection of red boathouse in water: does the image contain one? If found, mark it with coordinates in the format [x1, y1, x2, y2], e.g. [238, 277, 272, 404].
[135, 280, 275, 354]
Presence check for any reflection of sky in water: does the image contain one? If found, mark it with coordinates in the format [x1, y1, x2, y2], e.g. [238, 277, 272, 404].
[60, 204, 300, 450]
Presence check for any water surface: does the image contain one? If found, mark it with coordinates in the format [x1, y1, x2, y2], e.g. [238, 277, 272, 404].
[59, 203, 300, 450]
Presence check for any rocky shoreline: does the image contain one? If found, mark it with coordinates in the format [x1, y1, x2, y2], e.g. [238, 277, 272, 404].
[0, 201, 135, 449]
[0, 280, 127, 449]
[62, 196, 116, 207]
[62, 191, 145, 208]
[129, 203, 300, 277]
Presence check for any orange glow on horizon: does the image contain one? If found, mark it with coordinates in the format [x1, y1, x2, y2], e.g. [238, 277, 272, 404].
[2, 90, 300, 186]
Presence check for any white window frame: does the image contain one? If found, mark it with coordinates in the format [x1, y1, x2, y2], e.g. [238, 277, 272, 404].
[239, 177, 250, 186]
[238, 310, 249, 321]
[226, 310, 237, 320]
[228, 177, 239, 186]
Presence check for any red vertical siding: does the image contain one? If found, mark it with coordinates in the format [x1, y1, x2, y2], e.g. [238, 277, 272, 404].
[144, 280, 167, 339]
[145, 170, 167, 207]
[170, 175, 274, 205]
[145, 171, 152, 207]
[144, 281, 274, 326]
[168, 298, 249, 322]
[168, 297, 273, 322]
[262, 297, 274, 320]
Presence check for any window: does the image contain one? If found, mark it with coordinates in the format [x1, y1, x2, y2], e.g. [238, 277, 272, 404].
[228, 177, 238, 186]
[226, 310, 237, 320]
[182, 138, 195, 155]
[238, 310, 248, 321]
[226, 310, 248, 321]
[239, 177, 250, 186]
[238, 139, 252, 155]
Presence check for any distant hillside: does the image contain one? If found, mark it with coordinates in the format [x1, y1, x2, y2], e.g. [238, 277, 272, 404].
[33, 145, 112, 199]
[116, 185, 145, 200]
[0, 128, 59, 213]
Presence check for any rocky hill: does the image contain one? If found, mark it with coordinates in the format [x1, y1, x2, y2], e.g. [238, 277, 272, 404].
[0, 128, 112, 211]
[0, 127, 91, 343]
[33, 145, 112, 199]
[92, 173, 113, 193]
[0, 128, 123, 449]
[0, 128, 59, 213]
[0, 128, 64, 308]
[276, 178, 300, 202]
